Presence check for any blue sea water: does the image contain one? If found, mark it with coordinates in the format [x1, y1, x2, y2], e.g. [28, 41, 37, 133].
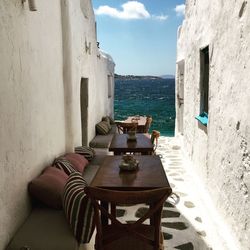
[114, 78, 176, 136]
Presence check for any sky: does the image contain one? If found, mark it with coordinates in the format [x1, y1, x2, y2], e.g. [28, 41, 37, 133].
[92, 0, 185, 76]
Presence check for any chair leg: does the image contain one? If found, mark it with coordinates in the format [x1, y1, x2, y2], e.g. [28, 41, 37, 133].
[159, 231, 164, 250]
[95, 236, 104, 250]
[111, 204, 116, 224]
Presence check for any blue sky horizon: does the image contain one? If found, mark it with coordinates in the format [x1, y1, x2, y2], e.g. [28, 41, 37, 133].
[92, 0, 185, 76]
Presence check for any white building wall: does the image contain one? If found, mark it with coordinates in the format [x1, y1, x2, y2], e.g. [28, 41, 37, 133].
[176, 1, 250, 249]
[61, 0, 115, 149]
[0, 0, 114, 249]
[0, 1, 65, 248]
[62, 0, 115, 149]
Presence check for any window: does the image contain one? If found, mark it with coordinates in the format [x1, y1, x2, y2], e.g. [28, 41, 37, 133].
[196, 46, 209, 126]
[200, 46, 209, 114]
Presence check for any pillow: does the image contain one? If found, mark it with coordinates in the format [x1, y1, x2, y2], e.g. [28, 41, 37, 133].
[63, 172, 94, 243]
[108, 116, 116, 125]
[64, 153, 89, 173]
[53, 156, 76, 175]
[102, 116, 111, 130]
[96, 121, 110, 135]
[102, 116, 116, 125]
[75, 146, 95, 161]
[28, 166, 68, 209]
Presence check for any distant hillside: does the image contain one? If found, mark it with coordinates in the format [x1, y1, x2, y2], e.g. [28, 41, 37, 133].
[160, 74, 175, 79]
[114, 74, 175, 80]
[114, 74, 162, 80]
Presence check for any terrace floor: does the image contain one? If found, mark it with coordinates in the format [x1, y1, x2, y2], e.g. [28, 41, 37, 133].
[83, 136, 235, 250]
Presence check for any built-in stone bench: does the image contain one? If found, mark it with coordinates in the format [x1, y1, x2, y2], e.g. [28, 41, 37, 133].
[89, 123, 117, 150]
[6, 154, 106, 250]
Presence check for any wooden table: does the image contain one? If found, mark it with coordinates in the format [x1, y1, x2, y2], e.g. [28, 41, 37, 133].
[90, 155, 172, 245]
[124, 116, 147, 126]
[115, 116, 147, 134]
[90, 155, 171, 190]
[109, 133, 154, 155]
[124, 116, 147, 132]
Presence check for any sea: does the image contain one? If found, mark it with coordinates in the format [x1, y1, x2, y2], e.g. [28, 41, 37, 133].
[114, 78, 176, 137]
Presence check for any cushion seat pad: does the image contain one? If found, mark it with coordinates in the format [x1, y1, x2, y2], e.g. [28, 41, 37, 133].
[6, 208, 78, 250]
[89, 134, 114, 148]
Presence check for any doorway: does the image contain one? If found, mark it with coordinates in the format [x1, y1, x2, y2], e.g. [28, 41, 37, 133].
[80, 78, 88, 146]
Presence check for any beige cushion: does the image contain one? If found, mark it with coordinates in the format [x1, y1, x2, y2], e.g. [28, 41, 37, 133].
[89, 134, 114, 148]
[110, 124, 117, 134]
[82, 164, 100, 185]
[6, 208, 78, 250]
[89, 155, 107, 166]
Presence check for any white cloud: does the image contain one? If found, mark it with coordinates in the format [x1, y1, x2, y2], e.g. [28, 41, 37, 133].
[153, 15, 168, 21]
[95, 1, 150, 20]
[175, 4, 185, 16]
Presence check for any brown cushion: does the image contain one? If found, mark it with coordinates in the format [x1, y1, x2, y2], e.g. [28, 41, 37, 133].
[64, 153, 89, 173]
[102, 116, 112, 130]
[28, 166, 68, 209]
[96, 121, 110, 135]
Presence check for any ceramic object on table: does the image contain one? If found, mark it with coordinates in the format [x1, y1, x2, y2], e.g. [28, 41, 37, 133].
[119, 155, 139, 171]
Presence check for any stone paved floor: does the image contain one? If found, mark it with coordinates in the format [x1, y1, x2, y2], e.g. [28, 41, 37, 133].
[114, 137, 231, 250]
[83, 136, 235, 250]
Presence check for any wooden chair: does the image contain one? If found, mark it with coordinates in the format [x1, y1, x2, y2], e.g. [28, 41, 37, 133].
[85, 186, 172, 250]
[143, 116, 153, 133]
[116, 121, 138, 134]
[150, 130, 160, 154]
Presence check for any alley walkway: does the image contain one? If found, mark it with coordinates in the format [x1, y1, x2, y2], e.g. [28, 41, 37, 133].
[115, 136, 235, 250]
[83, 136, 237, 250]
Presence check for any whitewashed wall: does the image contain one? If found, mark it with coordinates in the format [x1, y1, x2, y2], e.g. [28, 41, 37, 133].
[0, 0, 114, 249]
[176, 0, 250, 249]
[61, 0, 115, 150]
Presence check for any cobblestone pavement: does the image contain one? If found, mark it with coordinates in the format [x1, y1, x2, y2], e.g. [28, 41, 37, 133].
[115, 137, 228, 250]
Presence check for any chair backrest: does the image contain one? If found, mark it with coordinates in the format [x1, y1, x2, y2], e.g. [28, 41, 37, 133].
[85, 186, 172, 250]
[116, 122, 138, 134]
[144, 116, 153, 133]
[151, 130, 160, 153]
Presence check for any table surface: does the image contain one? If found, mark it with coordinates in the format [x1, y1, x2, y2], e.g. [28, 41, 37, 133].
[109, 133, 153, 154]
[90, 155, 171, 190]
[124, 116, 147, 127]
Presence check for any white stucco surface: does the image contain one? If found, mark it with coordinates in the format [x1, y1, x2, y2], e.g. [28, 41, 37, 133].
[0, 0, 114, 249]
[61, 0, 115, 150]
[175, 1, 250, 249]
